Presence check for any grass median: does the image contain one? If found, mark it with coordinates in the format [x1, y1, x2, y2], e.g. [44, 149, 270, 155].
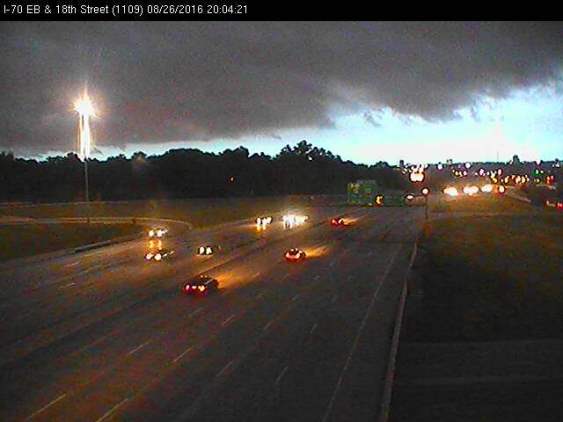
[431, 193, 533, 214]
[406, 212, 563, 341]
[0, 223, 142, 262]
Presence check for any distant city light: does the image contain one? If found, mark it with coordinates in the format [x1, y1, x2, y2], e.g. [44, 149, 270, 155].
[410, 171, 425, 182]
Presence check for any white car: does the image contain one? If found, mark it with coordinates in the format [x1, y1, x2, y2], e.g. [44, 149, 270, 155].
[197, 245, 220, 256]
[148, 227, 168, 238]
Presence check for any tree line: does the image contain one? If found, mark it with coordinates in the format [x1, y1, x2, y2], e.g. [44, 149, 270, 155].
[0, 141, 408, 203]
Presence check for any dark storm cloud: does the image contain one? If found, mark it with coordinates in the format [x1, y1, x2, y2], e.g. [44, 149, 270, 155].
[1, 21, 562, 154]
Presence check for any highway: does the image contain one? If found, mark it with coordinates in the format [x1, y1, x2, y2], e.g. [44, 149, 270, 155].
[0, 205, 423, 421]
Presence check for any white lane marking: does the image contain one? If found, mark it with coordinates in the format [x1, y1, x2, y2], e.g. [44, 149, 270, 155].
[291, 294, 300, 302]
[253, 271, 261, 278]
[80, 333, 111, 352]
[321, 246, 400, 422]
[222, 314, 236, 327]
[65, 261, 80, 268]
[58, 282, 76, 290]
[263, 319, 274, 332]
[314, 275, 320, 280]
[127, 340, 151, 356]
[329, 262, 336, 267]
[216, 360, 235, 378]
[26, 393, 67, 420]
[173, 346, 194, 364]
[282, 273, 290, 280]
[309, 323, 318, 336]
[189, 307, 204, 318]
[95, 398, 129, 422]
[256, 292, 265, 300]
[275, 366, 289, 386]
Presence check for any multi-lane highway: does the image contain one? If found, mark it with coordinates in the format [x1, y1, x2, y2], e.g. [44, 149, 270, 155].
[0, 205, 423, 421]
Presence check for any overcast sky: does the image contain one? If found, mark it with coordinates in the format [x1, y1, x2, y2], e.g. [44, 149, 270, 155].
[1, 21, 562, 163]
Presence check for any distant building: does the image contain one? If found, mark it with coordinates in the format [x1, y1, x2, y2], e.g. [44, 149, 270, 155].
[446, 158, 453, 165]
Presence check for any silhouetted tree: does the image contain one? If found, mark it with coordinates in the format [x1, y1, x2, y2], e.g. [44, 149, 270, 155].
[0, 142, 407, 202]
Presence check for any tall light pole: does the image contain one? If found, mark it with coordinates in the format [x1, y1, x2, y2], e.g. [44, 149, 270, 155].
[75, 91, 95, 223]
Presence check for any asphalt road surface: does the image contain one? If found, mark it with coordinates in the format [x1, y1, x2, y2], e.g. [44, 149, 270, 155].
[0, 205, 423, 421]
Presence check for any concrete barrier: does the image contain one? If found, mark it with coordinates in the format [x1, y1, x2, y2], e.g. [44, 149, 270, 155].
[378, 242, 418, 422]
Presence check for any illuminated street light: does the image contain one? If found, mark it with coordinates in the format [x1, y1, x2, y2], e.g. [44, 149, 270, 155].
[75, 91, 95, 160]
[74, 90, 96, 222]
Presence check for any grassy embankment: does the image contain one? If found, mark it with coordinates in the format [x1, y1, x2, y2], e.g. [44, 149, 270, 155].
[407, 208, 563, 341]
[390, 195, 563, 421]
[0, 195, 334, 228]
[0, 223, 141, 262]
[431, 192, 535, 214]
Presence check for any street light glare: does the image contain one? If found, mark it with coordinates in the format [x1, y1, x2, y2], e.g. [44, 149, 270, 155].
[74, 95, 95, 117]
[75, 91, 96, 161]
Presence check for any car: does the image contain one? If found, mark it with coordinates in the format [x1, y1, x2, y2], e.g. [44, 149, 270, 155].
[331, 216, 345, 226]
[196, 245, 219, 255]
[183, 275, 219, 296]
[285, 248, 307, 262]
[282, 214, 309, 229]
[145, 248, 174, 261]
[148, 227, 168, 238]
[256, 216, 273, 228]
[331, 216, 350, 226]
[546, 199, 563, 210]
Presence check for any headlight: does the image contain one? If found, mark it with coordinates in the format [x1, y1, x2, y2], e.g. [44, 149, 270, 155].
[155, 254, 162, 261]
[481, 184, 493, 193]
[149, 230, 154, 237]
[206, 247, 212, 254]
[444, 187, 458, 197]
[198, 246, 205, 254]
[145, 253, 152, 260]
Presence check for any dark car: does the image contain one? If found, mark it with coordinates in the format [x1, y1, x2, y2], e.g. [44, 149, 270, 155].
[284, 248, 307, 262]
[331, 216, 350, 226]
[331, 217, 344, 226]
[183, 275, 219, 295]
